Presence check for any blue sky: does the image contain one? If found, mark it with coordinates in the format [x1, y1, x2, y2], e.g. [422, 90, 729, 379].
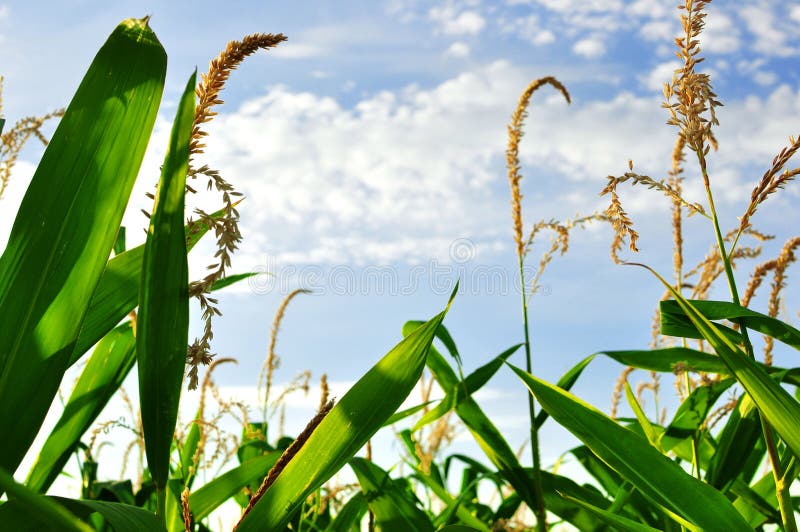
[2, 0, 800, 500]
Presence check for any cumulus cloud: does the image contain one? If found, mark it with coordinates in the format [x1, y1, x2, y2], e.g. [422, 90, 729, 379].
[501, 14, 556, 46]
[445, 41, 470, 57]
[641, 60, 679, 92]
[702, 9, 740, 53]
[738, 2, 797, 57]
[572, 36, 606, 58]
[5, 64, 800, 269]
[429, 6, 486, 35]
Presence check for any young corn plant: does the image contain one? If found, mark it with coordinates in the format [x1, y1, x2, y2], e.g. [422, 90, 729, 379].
[0, 17, 454, 531]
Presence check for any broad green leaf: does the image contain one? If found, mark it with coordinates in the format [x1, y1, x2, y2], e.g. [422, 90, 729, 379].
[350, 458, 434, 531]
[510, 364, 751, 531]
[733, 454, 797, 527]
[706, 394, 764, 491]
[625, 382, 660, 450]
[137, 71, 195, 490]
[656, 281, 800, 463]
[401, 323, 540, 521]
[382, 401, 436, 426]
[0, 468, 92, 531]
[413, 344, 521, 432]
[235, 296, 454, 531]
[0, 17, 166, 476]
[54, 497, 166, 532]
[26, 323, 136, 493]
[328, 492, 368, 532]
[660, 378, 734, 452]
[411, 465, 490, 531]
[533, 355, 593, 430]
[188, 453, 279, 521]
[561, 495, 661, 532]
[571, 446, 659, 526]
[661, 299, 800, 350]
[71, 204, 231, 366]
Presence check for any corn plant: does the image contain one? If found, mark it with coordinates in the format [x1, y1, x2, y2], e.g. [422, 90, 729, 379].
[0, 17, 452, 530]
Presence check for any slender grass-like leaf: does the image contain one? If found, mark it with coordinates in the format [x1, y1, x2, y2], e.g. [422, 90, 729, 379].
[26, 323, 136, 493]
[649, 270, 800, 462]
[71, 206, 228, 366]
[54, 497, 167, 532]
[236, 293, 454, 531]
[560, 495, 661, 532]
[706, 394, 764, 490]
[661, 299, 800, 350]
[350, 457, 434, 532]
[625, 383, 660, 450]
[137, 71, 196, 495]
[413, 344, 520, 432]
[0, 468, 92, 532]
[328, 492, 368, 532]
[410, 465, 490, 531]
[0, 18, 166, 476]
[510, 364, 751, 530]
[188, 453, 279, 521]
[660, 378, 733, 452]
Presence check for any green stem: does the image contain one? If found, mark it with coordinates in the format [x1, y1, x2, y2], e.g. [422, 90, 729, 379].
[518, 255, 548, 532]
[155, 485, 166, 524]
[697, 150, 797, 531]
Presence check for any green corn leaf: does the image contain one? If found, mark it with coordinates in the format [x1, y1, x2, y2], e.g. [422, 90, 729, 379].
[509, 364, 751, 531]
[560, 494, 661, 532]
[0, 17, 166, 476]
[189, 453, 279, 521]
[625, 382, 660, 450]
[137, 71, 195, 491]
[26, 323, 136, 493]
[706, 394, 765, 491]
[650, 272, 800, 463]
[71, 205, 230, 366]
[660, 378, 734, 452]
[350, 458, 434, 532]
[0, 468, 93, 532]
[410, 465, 491, 531]
[661, 299, 800, 350]
[327, 492, 368, 532]
[54, 497, 167, 532]
[413, 344, 520, 432]
[382, 401, 436, 427]
[533, 355, 593, 430]
[235, 293, 454, 531]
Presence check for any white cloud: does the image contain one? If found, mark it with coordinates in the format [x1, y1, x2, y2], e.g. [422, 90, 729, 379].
[702, 9, 739, 53]
[791, 5, 800, 23]
[641, 60, 680, 92]
[5, 65, 800, 268]
[429, 6, 486, 35]
[444, 41, 470, 57]
[572, 36, 606, 58]
[501, 15, 556, 45]
[270, 42, 325, 59]
[753, 70, 777, 87]
[0, 5, 8, 19]
[739, 2, 797, 57]
[638, 19, 677, 42]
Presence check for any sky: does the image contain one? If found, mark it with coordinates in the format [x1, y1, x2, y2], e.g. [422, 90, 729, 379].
[2, 0, 800, 520]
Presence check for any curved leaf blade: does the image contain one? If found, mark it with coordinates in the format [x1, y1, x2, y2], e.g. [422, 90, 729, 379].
[137, 71, 195, 489]
[509, 364, 751, 531]
[236, 302, 452, 531]
[26, 323, 136, 493]
[0, 18, 166, 475]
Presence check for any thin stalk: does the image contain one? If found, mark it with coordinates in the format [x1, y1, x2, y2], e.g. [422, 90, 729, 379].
[682, 371, 701, 479]
[697, 150, 797, 531]
[518, 255, 547, 532]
